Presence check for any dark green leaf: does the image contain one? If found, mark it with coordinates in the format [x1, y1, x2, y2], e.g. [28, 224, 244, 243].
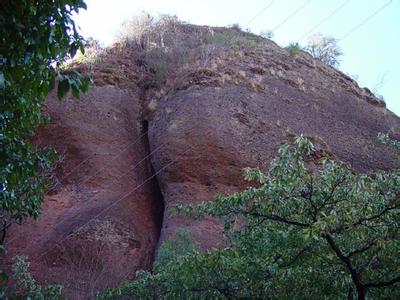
[57, 79, 70, 99]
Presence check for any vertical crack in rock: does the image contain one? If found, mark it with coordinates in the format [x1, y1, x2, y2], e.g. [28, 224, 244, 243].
[142, 120, 164, 263]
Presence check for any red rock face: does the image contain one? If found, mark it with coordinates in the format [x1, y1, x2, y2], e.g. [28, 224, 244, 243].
[5, 86, 163, 299]
[147, 81, 400, 249]
[144, 30, 400, 249]
[3, 25, 400, 299]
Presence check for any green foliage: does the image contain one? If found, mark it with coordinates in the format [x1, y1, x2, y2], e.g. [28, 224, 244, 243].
[286, 42, 302, 57]
[260, 29, 274, 39]
[0, 255, 63, 299]
[379, 132, 400, 152]
[0, 0, 89, 230]
[154, 228, 198, 269]
[12, 256, 41, 297]
[70, 38, 104, 66]
[228, 23, 242, 31]
[118, 13, 181, 50]
[118, 14, 189, 87]
[99, 135, 400, 299]
[203, 30, 259, 50]
[97, 229, 199, 299]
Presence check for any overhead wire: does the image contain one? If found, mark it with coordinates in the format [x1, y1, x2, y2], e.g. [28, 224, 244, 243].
[5, 139, 164, 247]
[46, 130, 149, 195]
[338, 0, 392, 41]
[271, 0, 311, 33]
[296, 0, 350, 43]
[245, 0, 275, 26]
[3, 130, 150, 242]
[33, 146, 193, 264]
[8, 121, 208, 252]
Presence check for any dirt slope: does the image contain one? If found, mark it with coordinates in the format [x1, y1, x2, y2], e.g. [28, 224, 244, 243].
[3, 22, 400, 298]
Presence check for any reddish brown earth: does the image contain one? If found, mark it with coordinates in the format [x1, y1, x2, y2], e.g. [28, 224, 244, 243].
[4, 23, 400, 298]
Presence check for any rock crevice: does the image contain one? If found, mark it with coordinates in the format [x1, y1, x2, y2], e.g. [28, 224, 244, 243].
[141, 119, 165, 256]
[3, 23, 400, 299]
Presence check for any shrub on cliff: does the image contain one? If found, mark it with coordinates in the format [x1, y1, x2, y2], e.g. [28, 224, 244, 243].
[118, 13, 182, 50]
[286, 42, 302, 57]
[304, 33, 343, 67]
[99, 134, 400, 299]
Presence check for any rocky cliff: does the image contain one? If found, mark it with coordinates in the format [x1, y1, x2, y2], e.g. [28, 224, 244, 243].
[5, 22, 400, 298]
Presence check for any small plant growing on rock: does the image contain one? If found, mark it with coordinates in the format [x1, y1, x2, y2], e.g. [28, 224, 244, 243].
[286, 42, 302, 57]
[228, 23, 242, 31]
[203, 29, 259, 51]
[118, 13, 181, 50]
[260, 29, 274, 39]
[376, 94, 386, 104]
[117, 13, 189, 88]
[72, 37, 104, 66]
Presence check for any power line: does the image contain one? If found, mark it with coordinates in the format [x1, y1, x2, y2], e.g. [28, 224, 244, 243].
[47, 130, 149, 195]
[7, 121, 207, 249]
[338, 0, 392, 41]
[272, 0, 311, 33]
[81, 142, 165, 203]
[245, 0, 275, 26]
[372, 71, 390, 94]
[5, 140, 164, 247]
[49, 152, 99, 190]
[33, 146, 192, 264]
[3, 130, 150, 242]
[46, 130, 149, 195]
[297, 0, 350, 43]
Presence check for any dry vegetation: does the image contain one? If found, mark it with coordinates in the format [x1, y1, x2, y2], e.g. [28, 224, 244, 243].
[44, 219, 141, 299]
[68, 14, 267, 92]
[67, 13, 386, 116]
[52, 239, 128, 299]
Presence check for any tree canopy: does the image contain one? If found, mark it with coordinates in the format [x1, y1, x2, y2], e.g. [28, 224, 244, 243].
[0, 0, 89, 242]
[99, 135, 400, 299]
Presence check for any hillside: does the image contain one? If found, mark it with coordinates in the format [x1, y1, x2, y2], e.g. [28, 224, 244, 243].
[5, 18, 400, 298]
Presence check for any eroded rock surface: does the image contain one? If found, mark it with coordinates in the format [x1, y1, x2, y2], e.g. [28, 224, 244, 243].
[148, 80, 400, 248]
[4, 23, 400, 299]
[6, 86, 163, 298]
[143, 30, 400, 248]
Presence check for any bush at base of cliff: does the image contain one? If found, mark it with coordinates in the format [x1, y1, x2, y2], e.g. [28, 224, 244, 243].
[99, 135, 400, 299]
[0, 256, 63, 299]
[154, 228, 198, 269]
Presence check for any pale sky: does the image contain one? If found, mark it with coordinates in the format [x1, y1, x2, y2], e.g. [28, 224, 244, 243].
[73, 0, 400, 116]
